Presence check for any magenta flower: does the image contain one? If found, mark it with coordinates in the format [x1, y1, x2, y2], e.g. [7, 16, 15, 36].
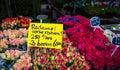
[60, 65, 66, 70]
[57, 15, 120, 69]
[40, 58, 47, 64]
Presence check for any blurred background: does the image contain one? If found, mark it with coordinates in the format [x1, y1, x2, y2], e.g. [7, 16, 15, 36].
[0, 0, 120, 22]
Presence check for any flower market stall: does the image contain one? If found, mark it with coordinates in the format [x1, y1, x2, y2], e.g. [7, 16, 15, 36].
[0, 15, 120, 70]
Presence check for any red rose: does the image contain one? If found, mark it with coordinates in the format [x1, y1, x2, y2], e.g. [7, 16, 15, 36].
[60, 65, 66, 70]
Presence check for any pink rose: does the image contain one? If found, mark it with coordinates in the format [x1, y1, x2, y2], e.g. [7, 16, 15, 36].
[40, 58, 47, 64]
[60, 65, 66, 70]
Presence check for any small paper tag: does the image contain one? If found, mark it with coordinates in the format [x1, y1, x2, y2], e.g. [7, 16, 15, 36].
[112, 37, 120, 45]
[90, 16, 100, 27]
[111, 36, 120, 56]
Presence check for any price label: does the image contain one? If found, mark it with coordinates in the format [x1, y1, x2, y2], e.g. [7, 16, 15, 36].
[112, 37, 120, 45]
[36, 15, 48, 20]
[27, 23, 63, 49]
[111, 37, 120, 56]
[90, 16, 100, 26]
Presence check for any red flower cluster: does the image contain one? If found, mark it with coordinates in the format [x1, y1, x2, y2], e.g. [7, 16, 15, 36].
[57, 15, 120, 70]
[1, 16, 30, 29]
[19, 16, 30, 27]
[1, 17, 20, 29]
[2, 17, 19, 23]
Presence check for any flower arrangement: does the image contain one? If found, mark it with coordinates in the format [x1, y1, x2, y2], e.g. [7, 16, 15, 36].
[0, 50, 24, 60]
[2, 28, 28, 38]
[32, 31, 90, 70]
[57, 15, 120, 70]
[1, 16, 30, 29]
[1, 17, 20, 29]
[10, 54, 32, 70]
[19, 16, 30, 28]
[0, 30, 4, 39]
[0, 39, 9, 51]
[0, 28, 28, 51]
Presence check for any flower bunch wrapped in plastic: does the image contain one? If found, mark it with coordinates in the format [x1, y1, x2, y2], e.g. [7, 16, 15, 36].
[33, 31, 90, 70]
[10, 54, 32, 70]
[0, 49, 24, 60]
[57, 15, 120, 70]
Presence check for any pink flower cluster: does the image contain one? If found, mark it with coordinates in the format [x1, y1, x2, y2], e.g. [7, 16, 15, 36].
[10, 54, 32, 70]
[0, 49, 24, 60]
[33, 31, 90, 70]
[57, 15, 120, 70]
[0, 31, 4, 39]
[0, 39, 9, 50]
[2, 28, 28, 39]
[0, 37, 27, 49]
[9, 38, 27, 46]
[0, 28, 28, 49]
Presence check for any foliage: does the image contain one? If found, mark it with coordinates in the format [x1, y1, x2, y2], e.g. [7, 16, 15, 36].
[81, 6, 120, 17]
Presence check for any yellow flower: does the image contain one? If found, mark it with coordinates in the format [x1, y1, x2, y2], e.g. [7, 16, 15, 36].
[0, 53, 6, 59]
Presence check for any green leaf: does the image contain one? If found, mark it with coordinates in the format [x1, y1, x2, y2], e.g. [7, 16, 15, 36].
[37, 64, 42, 70]
[65, 60, 74, 67]
[53, 67, 59, 70]
[106, 42, 111, 46]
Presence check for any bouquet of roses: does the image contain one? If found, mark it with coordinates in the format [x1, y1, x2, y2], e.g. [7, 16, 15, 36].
[0, 49, 25, 70]
[19, 16, 30, 28]
[57, 15, 120, 70]
[10, 54, 32, 70]
[0, 28, 28, 51]
[1, 17, 20, 29]
[0, 38, 9, 51]
[32, 31, 90, 70]
[0, 49, 24, 60]
[0, 31, 4, 39]
[1, 16, 30, 29]
[2, 28, 28, 39]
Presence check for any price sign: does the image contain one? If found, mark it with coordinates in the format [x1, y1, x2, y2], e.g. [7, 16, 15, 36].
[112, 37, 120, 45]
[90, 16, 101, 31]
[27, 23, 63, 49]
[90, 16, 100, 26]
[111, 37, 120, 56]
[36, 15, 48, 20]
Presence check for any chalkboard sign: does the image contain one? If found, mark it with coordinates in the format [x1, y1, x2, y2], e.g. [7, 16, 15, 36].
[90, 17, 100, 26]
[112, 37, 120, 45]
